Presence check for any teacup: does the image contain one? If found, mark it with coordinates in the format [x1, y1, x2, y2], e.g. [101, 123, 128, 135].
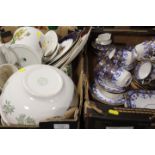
[112, 49, 136, 70]
[121, 49, 136, 66]
[0, 64, 18, 92]
[111, 67, 132, 88]
[135, 41, 153, 60]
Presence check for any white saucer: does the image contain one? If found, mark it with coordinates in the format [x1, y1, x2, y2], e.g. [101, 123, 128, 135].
[42, 44, 59, 63]
[44, 30, 58, 57]
[135, 61, 152, 80]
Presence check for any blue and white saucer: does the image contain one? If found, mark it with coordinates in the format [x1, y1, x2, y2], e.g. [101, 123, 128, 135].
[91, 83, 126, 106]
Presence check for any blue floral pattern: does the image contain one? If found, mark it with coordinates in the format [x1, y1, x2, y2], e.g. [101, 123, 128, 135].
[126, 90, 155, 108]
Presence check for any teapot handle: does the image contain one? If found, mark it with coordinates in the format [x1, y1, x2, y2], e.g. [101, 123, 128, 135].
[0, 44, 18, 65]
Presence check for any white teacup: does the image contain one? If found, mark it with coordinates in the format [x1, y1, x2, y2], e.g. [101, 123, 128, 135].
[0, 64, 18, 91]
[112, 67, 132, 88]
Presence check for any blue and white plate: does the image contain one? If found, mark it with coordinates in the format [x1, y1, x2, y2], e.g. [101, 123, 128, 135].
[91, 83, 126, 106]
[126, 90, 155, 109]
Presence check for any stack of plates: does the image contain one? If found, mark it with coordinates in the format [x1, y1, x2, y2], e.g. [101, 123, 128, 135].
[42, 27, 91, 68]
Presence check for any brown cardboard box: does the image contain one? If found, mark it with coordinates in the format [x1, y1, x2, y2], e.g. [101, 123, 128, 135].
[0, 26, 85, 129]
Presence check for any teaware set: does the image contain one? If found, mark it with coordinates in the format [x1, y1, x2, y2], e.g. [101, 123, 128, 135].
[91, 33, 155, 109]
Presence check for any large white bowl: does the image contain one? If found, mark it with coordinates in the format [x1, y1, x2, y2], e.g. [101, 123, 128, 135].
[0, 64, 75, 126]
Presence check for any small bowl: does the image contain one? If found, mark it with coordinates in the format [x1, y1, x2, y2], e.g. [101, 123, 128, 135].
[0, 64, 76, 126]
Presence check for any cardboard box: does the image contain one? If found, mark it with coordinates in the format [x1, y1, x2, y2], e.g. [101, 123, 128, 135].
[0, 26, 86, 129]
[83, 27, 155, 129]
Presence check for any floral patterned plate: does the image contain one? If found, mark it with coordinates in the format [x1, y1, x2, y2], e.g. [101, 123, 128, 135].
[126, 90, 155, 109]
[91, 82, 126, 106]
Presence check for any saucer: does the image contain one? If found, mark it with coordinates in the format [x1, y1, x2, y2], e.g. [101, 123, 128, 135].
[42, 44, 59, 64]
[133, 62, 155, 86]
[43, 30, 58, 57]
[91, 83, 126, 106]
[134, 61, 152, 80]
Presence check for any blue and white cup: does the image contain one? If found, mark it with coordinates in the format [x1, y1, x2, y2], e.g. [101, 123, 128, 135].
[121, 49, 136, 66]
[135, 41, 153, 60]
[111, 67, 132, 88]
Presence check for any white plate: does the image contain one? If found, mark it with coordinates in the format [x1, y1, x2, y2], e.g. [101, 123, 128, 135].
[43, 30, 58, 57]
[52, 46, 72, 68]
[62, 27, 91, 67]
[50, 39, 73, 64]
